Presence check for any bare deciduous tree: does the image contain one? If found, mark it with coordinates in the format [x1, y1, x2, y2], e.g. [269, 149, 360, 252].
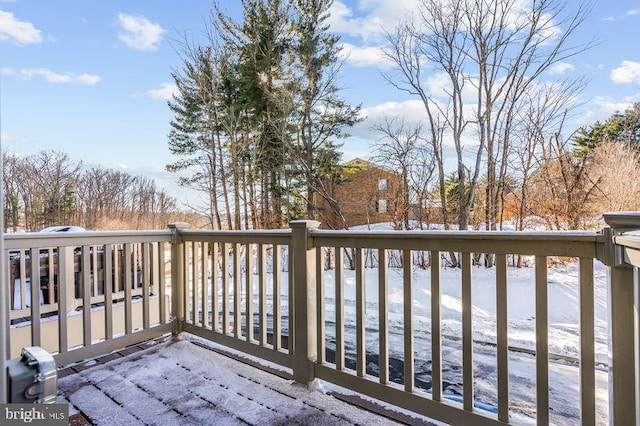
[371, 116, 435, 229]
[383, 0, 593, 232]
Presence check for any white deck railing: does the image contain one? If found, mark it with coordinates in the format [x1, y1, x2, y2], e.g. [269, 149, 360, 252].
[4, 213, 640, 424]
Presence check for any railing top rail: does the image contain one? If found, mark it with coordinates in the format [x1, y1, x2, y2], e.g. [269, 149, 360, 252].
[614, 233, 640, 268]
[180, 229, 291, 245]
[616, 233, 640, 249]
[311, 228, 599, 240]
[310, 229, 602, 258]
[4, 229, 172, 250]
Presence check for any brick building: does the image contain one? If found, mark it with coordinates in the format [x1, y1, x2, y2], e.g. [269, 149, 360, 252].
[319, 158, 403, 229]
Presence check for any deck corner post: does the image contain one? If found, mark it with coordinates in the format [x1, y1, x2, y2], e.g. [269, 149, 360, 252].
[602, 212, 639, 425]
[168, 222, 190, 336]
[290, 219, 320, 384]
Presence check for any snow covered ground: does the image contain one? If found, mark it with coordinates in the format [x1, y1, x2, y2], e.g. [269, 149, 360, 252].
[218, 248, 609, 424]
[313, 259, 610, 425]
[192, 223, 610, 424]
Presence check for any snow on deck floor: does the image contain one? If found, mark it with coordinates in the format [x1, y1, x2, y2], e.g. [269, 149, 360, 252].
[56, 336, 429, 425]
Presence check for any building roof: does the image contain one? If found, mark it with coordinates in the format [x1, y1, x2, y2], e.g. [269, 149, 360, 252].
[343, 158, 398, 174]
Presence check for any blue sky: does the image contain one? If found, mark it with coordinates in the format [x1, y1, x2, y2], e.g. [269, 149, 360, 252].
[1, 0, 639, 207]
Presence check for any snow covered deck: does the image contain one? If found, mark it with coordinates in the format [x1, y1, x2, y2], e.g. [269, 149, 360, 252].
[56, 334, 435, 425]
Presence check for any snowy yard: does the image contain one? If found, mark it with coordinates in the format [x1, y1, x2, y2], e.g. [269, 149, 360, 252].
[191, 235, 610, 424]
[312, 259, 610, 424]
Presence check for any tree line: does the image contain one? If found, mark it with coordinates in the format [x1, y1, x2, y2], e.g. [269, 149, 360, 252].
[167, 0, 640, 234]
[2, 150, 188, 232]
[372, 103, 640, 234]
[167, 0, 359, 230]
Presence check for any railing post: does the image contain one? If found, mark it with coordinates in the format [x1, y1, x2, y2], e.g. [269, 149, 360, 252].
[602, 212, 639, 425]
[168, 222, 189, 337]
[290, 219, 320, 384]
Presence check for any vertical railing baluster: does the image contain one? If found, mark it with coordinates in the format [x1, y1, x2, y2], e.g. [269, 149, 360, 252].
[92, 245, 98, 297]
[461, 252, 473, 411]
[182, 241, 189, 327]
[191, 241, 198, 325]
[19, 251, 26, 310]
[82, 245, 92, 345]
[132, 244, 138, 291]
[535, 255, 549, 425]
[142, 242, 150, 329]
[431, 250, 442, 402]
[403, 249, 413, 392]
[124, 243, 133, 335]
[57, 246, 71, 354]
[336, 247, 344, 370]
[579, 257, 595, 425]
[316, 247, 325, 364]
[29, 248, 41, 346]
[47, 248, 55, 305]
[379, 249, 388, 385]
[273, 244, 281, 350]
[356, 247, 366, 377]
[246, 243, 253, 342]
[496, 253, 509, 422]
[234, 243, 242, 338]
[210, 242, 219, 332]
[113, 244, 121, 294]
[288, 245, 294, 352]
[201, 242, 209, 329]
[258, 244, 267, 345]
[149, 242, 157, 297]
[104, 245, 113, 340]
[222, 243, 229, 334]
[158, 242, 167, 324]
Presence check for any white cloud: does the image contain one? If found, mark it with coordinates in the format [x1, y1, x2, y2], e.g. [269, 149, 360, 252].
[1, 130, 29, 144]
[146, 82, 178, 100]
[610, 60, 640, 84]
[549, 62, 575, 75]
[117, 13, 164, 51]
[361, 99, 426, 123]
[339, 43, 391, 67]
[603, 8, 640, 22]
[328, 0, 420, 41]
[350, 99, 439, 140]
[2, 67, 100, 84]
[0, 10, 42, 45]
[577, 95, 637, 126]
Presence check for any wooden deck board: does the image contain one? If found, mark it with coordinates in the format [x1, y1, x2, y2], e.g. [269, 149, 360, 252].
[56, 335, 435, 425]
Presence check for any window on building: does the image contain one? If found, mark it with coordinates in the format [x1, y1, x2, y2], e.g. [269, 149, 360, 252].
[376, 199, 388, 213]
[378, 178, 388, 190]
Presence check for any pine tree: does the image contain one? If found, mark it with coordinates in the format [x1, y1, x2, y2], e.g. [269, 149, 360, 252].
[291, 0, 361, 219]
